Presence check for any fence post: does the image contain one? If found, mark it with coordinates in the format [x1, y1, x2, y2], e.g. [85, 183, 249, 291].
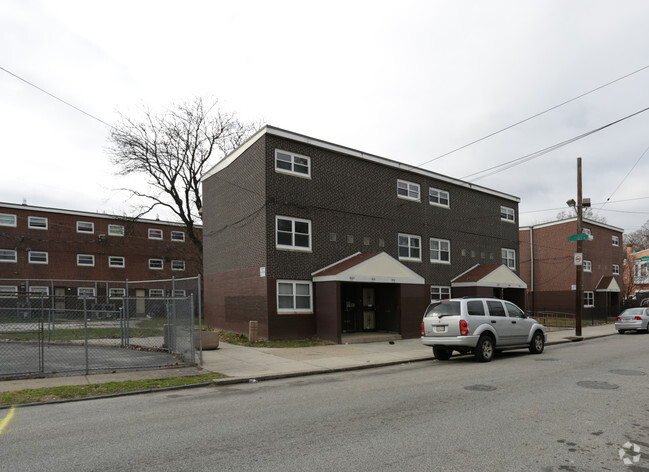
[191, 294, 198, 365]
[83, 295, 89, 375]
[39, 294, 45, 374]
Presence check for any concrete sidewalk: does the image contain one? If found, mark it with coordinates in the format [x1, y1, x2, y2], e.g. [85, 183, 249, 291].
[0, 323, 617, 396]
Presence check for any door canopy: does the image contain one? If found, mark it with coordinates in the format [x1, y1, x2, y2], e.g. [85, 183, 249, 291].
[451, 264, 527, 289]
[596, 276, 620, 292]
[312, 252, 425, 284]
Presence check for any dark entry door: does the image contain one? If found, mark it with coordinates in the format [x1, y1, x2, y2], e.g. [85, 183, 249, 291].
[362, 287, 376, 331]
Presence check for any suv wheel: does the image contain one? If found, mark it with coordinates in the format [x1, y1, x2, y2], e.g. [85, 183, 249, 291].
[529, 331, 544, 354]
[474, 335, 494, 362]
[433, 346, 452, 361]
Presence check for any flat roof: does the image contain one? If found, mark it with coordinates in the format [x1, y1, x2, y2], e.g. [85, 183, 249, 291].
[519, 217, 623, 233]
[202, 125, 520, 203]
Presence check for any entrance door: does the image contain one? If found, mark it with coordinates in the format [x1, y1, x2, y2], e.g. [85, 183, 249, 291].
[135, 289, 145, 315]
[362, 287, 376, 331]
[54, 287, 66, 316]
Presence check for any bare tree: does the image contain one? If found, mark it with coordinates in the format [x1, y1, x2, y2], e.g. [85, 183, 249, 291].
[555, 207, 607, 224]
[624, 220, 649, 252]
[107, 97, 260, 253]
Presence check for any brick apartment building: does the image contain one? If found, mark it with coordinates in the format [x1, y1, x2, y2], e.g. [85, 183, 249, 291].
[0, 202, 202, 303]
[623, 245, 649, 301]
[519, 218, 624, 318]
[201, 125, 526, 342]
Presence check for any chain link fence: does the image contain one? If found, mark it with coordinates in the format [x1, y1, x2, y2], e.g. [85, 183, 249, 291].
[0, 276, 201, 378]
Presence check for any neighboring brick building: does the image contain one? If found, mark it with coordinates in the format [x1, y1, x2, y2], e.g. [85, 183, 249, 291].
[519, 218, 624, 318]
[201, 125, 526, 342]
[0, 202, 202, 301]
[623, 245, 649, 301]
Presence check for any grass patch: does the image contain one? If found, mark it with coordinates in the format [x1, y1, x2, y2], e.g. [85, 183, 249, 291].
[1, 327, 163, 342]
[0, 373, 225, 406]
[216, 330, 334, 348]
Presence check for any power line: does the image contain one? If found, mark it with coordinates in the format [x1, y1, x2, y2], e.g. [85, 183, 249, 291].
[0, 65, 113, 129]
[416, 63, 649, 168]
[462, 105, 649, 181]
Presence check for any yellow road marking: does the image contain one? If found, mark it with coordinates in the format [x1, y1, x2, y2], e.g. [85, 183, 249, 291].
[0, 407, 16, 434]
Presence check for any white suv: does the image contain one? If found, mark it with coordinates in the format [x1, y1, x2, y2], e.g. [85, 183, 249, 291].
[420, 297, 546, 362]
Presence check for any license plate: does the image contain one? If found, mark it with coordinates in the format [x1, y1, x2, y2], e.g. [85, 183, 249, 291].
[434, 326, 446, 333]
[623, 319, 633, 322]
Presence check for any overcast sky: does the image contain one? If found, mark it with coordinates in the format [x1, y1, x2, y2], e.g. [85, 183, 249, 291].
[2, 0, 649, 233]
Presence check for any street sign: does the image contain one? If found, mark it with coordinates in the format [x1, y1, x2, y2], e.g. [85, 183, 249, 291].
[641, 256, 649, 262]
[568, 233, 592, 242]
[574, 253, 583, 265]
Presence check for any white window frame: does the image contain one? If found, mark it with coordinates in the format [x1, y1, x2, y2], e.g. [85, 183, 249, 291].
[584, 291, 594, 307]
[77, 254, 95, 267]
[0, 249, 17, 263]
[612, 235, 620, 247]
[612, 264, 620, 275]
[397, 180, 420, 201]
[500, 206, 515, 223]
[149, 288, 164, 297]
[109, 288, 126, 298]
[431, 286, 451, 301]
[502, 248, 516, 270]
[76, 221, 94, 233]
[108, 224, 124, 237]
[149, 258, 164, 270]
[275, 149, 311, 178]
[0, 286, 18, 298]
[582, 228, 591, 235]
[171, 231, 185, 242]
[398, 234, 422, 262]
[28, 216, 48, 230]
[430, 238, 451, 264]
[109, 256, 125, 268]
[171, 260, 185, 271]
[173, 289, 186, 297]
[148, 228, 163, 240]
[583, 260, 592, 272]
[276, 280, 313, 314]
[28, 251, 48, 264]
[429, 188, 450, 208]
[0, 213, 16, 227]
[77, 287, 96, 298]
[275, 216, 312, 252]
[29, 286, 49, 296]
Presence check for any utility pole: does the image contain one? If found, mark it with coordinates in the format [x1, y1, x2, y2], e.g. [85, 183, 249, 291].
[575, 158, 583, 337]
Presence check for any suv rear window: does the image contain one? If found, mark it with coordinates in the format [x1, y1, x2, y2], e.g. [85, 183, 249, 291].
[424, 301, 460, 318]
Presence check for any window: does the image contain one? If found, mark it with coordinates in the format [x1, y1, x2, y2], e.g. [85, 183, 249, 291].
[467, 300, 485, 316]
[275, 150, 311, 178]
[109, 256, 125, 268]
[77, 254, 95, 267]
[430, 238, 451, 263]
[173, 290, 186, 297]
[77, 287, 96, 298]
[502, 248, 516, 269]
[149, 259, 164, 270]
[429, 188, 449, 208]
[171, 231, 185, 242]
[583, 228, 591, 235]
[149, 289, 164, 297]
[77, 221, 94, 233]
[613, 264, 620, 275]
[171, 260, 185, 271]
[108, 224, 124, 237]
[0, 213, 16, 227]
[398, 234, 421, 261]
[431, 286, 451, 301]
[612, 235, 620, 246]
[397, 180, 420, 201]
[584, 291, 594, 307]
[0, 249, 17, 263]
[148, 228, 163, 240]
[583, 260, 592, 272]
[109, 288, 126, 298]
[505, 302, 525, 318]
[28, 216, 47, 229]
[0, 286, 18, 297]
[277, 280, 312, 313]
[29, 286, 49, 296]
[276, 216, 312, 251]
[486, 300, 506, 316]
[500, 206, 515, 223]
[28, 251, 48, 264]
